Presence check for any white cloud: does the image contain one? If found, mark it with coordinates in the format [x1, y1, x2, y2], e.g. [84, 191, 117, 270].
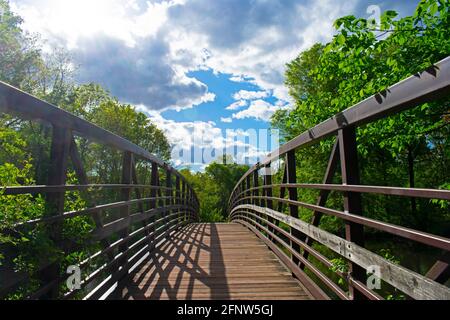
[164, 0, 359, 104]
[232, 99, 289, 122]
[232, 90, 269, 101]
[220, 117, 233, 123]
[225, 100, 247, 111]
[146, 112, 274, 168]
[229, 75, 246, 82]
[10, 0, 175, 48]
[10, 0, 361, 112]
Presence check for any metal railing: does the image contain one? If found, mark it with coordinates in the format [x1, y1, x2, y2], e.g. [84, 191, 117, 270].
[228, 57, 450, 300]
[0, 82, 199, 299]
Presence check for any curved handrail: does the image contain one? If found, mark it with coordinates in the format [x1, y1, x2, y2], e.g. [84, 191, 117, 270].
[228, 57, 450, 300]
[229, 56, 450, 208]
[0, 81, 195, 192]
[0, 82, 199, 299]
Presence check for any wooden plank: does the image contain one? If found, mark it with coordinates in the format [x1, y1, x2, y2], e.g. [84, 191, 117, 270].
[120, 223, 310, 300]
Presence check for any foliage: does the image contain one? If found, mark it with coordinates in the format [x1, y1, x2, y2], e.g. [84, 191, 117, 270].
[273, 0, 450, 234]
[180, 158, 249, 222]
[329, 258, 348, 286]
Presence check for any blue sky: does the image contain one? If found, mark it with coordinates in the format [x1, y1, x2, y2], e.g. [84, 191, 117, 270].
[11, 0, 419, 170]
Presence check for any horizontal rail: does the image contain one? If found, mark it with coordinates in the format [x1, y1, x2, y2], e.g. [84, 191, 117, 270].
[64, 215, 187, 300]
[83, 218, 189, 300]
[231, 205, 450, 300]
[231, 184, 450, 204]
[0, 81, 197, 192]
[235, 195, 450, 251]
[1, 184, 174, 195]
[13, 197, 189, 228]
[1, 81, 200, 299]
[92, 205, 195, 241]
[232, 212, 349, 299]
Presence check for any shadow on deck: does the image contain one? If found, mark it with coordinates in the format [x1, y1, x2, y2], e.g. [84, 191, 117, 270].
[118, 223, 312, 300]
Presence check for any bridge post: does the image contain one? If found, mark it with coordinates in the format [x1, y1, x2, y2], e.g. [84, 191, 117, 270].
[286, 150, 303, 268]
[181, 179, 187, 223]
[245, 175, 251, 206]
[117, 151, 133, 273]
[165, 170, 174, 232]
[253, 169, 259, 207]
[263, 163, 274, 242]
[277, 163, 288, 213]
[149, 162, 159, 247]
[40, 125, 72, 299]
[165, 170, 172, 206]
[300, 139, 340, 270]
[338, 127, 366, 300]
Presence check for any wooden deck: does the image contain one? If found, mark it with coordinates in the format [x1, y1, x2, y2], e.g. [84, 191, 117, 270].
[120, 223, 312, 300]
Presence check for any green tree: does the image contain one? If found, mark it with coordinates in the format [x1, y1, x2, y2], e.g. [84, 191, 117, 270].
[273, 0, 450, 233]
[180, 158, 249, 222]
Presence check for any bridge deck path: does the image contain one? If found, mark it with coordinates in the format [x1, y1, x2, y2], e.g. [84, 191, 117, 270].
[120, 223, 313, 300]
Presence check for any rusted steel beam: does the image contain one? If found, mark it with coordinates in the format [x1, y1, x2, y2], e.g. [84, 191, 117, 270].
[165, 170, 172, 206]
[39, 125, 72, 299]
[70, 135, 117, 266]
[425, 253, 450, 284]
[175, 174, 181, 206]
[263, 163, 274, 241]
[277, 162, 288, 213]
[286, 150, 304, 268]
[338, 127, 366, 299]
[252, 170, 259, 207]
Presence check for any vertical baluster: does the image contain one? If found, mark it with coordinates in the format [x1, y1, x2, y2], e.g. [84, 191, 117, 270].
[246, 175, 251, 205]
[277, 162, 288, 213]
[253, 169, 259, 207]
[149, 162, 159, 246]
[175, 175, 181, 225]
[286, 150, 302, 268]
[165, 170, 172, 207]
[117, 151, 133, 271]
[263, 163, 274, 242]
[181, 179, 186, 223]
[40, 126, 71, 299]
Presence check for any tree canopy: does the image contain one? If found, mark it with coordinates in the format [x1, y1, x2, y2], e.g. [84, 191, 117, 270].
[272, 0, 449, 233]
